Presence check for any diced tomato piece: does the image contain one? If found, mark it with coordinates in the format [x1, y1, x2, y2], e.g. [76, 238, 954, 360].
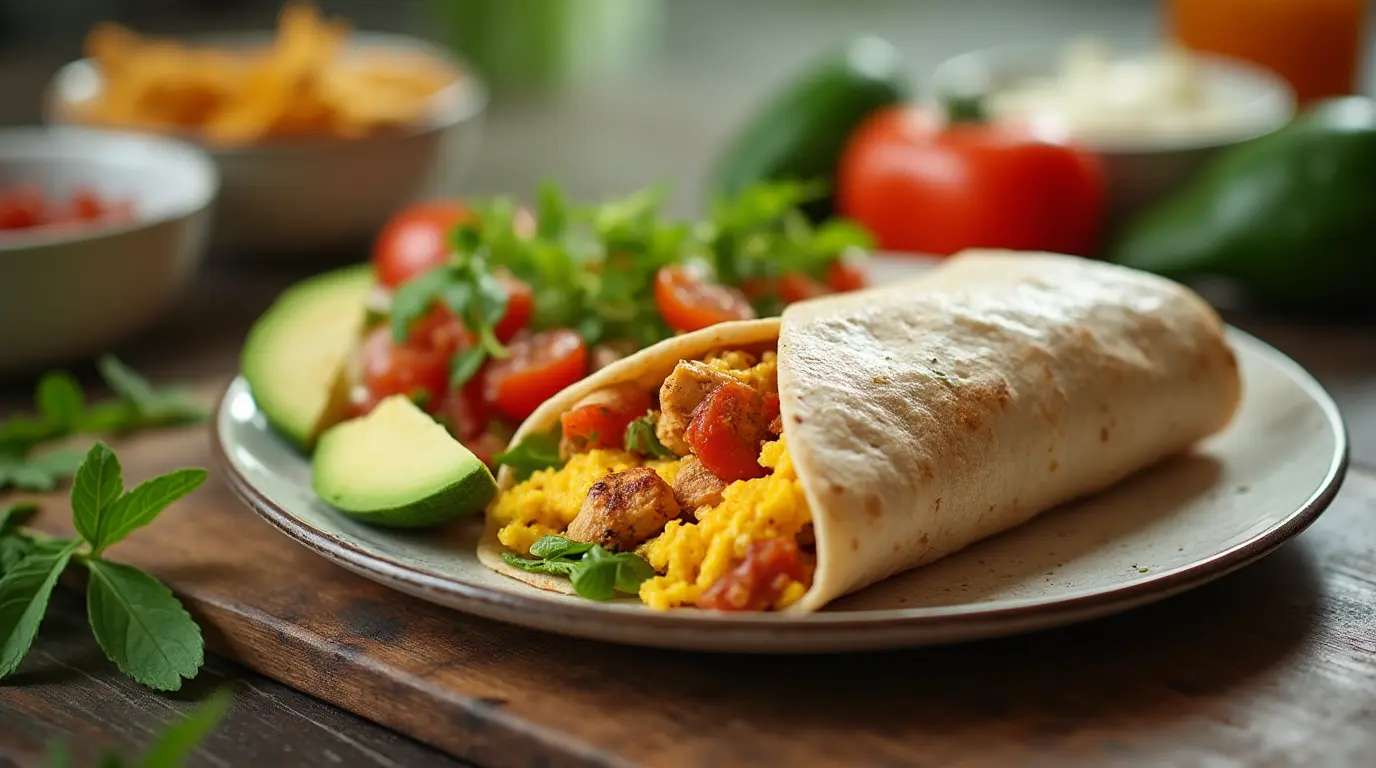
[69, 187, 106, 220]
[0, 186, 44, 230]
[697, 538, 812, 611]
[357, 326, 450, 414]
[485, 329, 588, 422]
[407, 304, 476, 358]
[777, 273, 830, 304]
[654, 266, 756, 332]
[826, 260, 867, 292]
[762, 393, 782, 436]
[683, 380, 767, 483]
[435, 373, 490, 440]
[493, 271, 534, 343]
[561, 387, 653, 450]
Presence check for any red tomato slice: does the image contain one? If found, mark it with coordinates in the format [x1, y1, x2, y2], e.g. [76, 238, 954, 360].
[825, 260, 867, 293]
[561, 387, 653, 450]
[484, 329, 589, 422]
[435, 373, 490, 441]
[356, 326, 450, 414]
[493, 271, 534, 343]
[654, 266, 756, 332]
[372, 202, 473, 288]
[684, 380, 767, 483]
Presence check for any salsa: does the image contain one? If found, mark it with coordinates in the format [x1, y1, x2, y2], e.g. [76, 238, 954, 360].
[350, 181, 874, 466]
[0, 184, 135, 232]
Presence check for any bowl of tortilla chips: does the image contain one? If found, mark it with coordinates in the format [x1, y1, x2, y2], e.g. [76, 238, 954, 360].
[44, 3, 487, 258]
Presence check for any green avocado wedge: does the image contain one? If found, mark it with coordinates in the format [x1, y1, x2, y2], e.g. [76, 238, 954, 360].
[241, 264, 374, 451]
[312, 395, 497, 529]
[707, 35, 910, 220]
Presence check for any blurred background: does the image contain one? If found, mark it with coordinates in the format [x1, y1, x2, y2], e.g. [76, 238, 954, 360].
[1, 0, 1368, 214]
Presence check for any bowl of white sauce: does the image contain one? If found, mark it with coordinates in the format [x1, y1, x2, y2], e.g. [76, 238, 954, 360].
[930, 38, 1296, 242]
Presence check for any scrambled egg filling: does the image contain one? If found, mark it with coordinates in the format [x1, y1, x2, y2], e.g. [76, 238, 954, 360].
[638, 439, 811, 610]
[489, 348, 811, 610]
[492, 451, 680, 555]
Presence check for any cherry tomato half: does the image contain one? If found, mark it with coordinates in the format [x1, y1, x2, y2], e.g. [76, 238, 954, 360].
[371, 202, 473, 288]
[356, 326, 450, 415]
[654, 266, 756, 332]
[435, 374, 490, 441]
[484, 329, 589, 422]
[493, 271, 534, 343]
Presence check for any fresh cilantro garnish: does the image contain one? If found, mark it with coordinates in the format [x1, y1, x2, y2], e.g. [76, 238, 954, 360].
[493, 431, 564, 481]
[623, 413, 674, 459]
[0, 358, 208, 492]
[0, 442, 208, 690]
[389, 250, 511, 387]
[501, 535, 655, 601]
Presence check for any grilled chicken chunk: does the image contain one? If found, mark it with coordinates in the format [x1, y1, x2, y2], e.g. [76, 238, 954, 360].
[656, 360, 739, 455]
[673, 456, 727, 515]
[566, 468, 681, 552]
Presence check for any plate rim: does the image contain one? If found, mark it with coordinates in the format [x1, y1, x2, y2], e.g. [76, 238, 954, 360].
[211, 326, 1349, 640]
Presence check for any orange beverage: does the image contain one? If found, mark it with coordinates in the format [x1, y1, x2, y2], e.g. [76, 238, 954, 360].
[1167, 0, 1367, 104]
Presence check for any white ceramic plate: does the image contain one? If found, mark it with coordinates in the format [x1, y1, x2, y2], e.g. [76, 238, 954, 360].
[213, 256, 1347, 652]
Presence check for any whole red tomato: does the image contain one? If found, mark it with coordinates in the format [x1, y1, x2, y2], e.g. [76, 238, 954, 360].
[837, 106, 1105, 257]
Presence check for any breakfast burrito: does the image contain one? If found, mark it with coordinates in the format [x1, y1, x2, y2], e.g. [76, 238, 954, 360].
[478, 250, 1241, 612]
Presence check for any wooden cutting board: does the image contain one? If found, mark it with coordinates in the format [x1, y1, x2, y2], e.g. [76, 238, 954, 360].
[13, 379, 1376, 768]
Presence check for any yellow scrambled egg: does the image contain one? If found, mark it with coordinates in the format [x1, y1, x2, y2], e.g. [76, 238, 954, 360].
[704, 350, 778, 393]
[638, 439, 811, 610]
[492, 450, 681, 555]
[491, 349, 811, 611]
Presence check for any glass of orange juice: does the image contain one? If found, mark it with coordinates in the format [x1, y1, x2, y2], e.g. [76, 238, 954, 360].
[1167, 0, 1368, 105]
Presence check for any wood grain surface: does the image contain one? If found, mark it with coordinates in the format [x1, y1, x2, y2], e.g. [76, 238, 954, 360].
[6, 400, 1373, 767]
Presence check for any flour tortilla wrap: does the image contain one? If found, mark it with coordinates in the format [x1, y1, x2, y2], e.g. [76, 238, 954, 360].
[480, 250, 1242, 611]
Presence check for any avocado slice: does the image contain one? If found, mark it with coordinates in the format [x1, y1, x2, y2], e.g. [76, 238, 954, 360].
[312, 395, 497, 528]
[241, 264, 374, 451]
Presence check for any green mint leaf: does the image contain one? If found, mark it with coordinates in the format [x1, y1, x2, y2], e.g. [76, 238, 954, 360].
[97, 357, 208, 429]
[568, 547, 619, 601]
[0, 448, 86, 492]
[0, 415, 64, 456]
[500, 552, 576, 576]
[78, 401, 139, 433]
[71, 443, 124, 548]
[83, 558, 204, 691]
[493, 432, 564, 481]
[0, 534, 36, 577]
[140, 688, 233, 768]
[42, 739, 71, 768]
[612, 552, 656, 594]
[0, 539, 79, 679]
[0, 503, 39, 533]
[98, 469, 209, 553]
[450, 346, 487, 387]
[528, 535, 595, 561]
[389, 267, 450, 343]
[623, 414, 675, 459]
[37, 372, 85, 430]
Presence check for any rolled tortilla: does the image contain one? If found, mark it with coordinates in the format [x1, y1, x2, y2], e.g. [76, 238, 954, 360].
[480, 250, 1242, 611]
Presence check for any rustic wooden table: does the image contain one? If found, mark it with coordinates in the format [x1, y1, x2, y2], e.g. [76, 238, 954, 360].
[3, 1, 1376, 765]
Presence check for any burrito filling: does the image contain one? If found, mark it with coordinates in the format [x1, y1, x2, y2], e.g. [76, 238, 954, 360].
[490, 347, 815, 611]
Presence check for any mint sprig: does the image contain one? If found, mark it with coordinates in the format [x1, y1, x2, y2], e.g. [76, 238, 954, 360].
[0, 442, 208, 690]
[501, 534, 655, 601]
[0, 358, 209, 492]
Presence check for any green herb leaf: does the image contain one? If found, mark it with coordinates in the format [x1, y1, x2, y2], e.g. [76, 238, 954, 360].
[96, 357, 208, 430]
[534, 180, 568, 238]
[623, 414, 674, 459]
[612, 550, 656, 594]
[568, 550, 619, 601]
[97, 469, 208, 554]
[83, 557, 204, 691]
[493, 432, 564, 481]
[140, 688, 234, 768]
[500, 551, 576, 576]
[0, 447, 89, 492]
[388, 267, 449, 343]
[0, 502, 38, 534]
[37, 372, 85, 430]
[0, 503, 40, 576]
[71, 443, 123, 548]
[450, 345, 487, 387]
[0, 539, 80, 679]
[528, 535, 595, 560]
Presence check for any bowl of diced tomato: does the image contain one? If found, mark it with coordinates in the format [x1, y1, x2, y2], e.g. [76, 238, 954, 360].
[0, 126, 218, 373]
[344, 181, 872, 465]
